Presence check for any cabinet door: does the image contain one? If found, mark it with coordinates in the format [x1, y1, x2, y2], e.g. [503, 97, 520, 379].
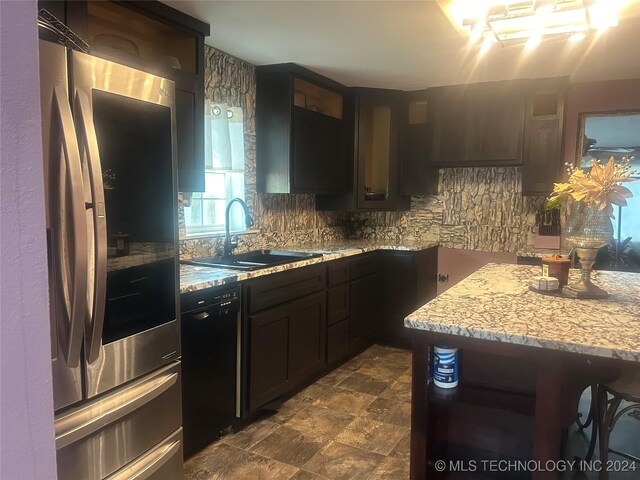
[175, 76, 205, 192]
[327, 319, 349, 365]
[327, 283, 350, 326]
[400, 91, 438, 195]
[382, 253, 416, 344]
[522, 80, 567, 196]
[429, 87, 470, 165]
[350, 273, 379, 352]
[248, 306, 290, 410]
[293, 107, 348, 193]
[356, 92, 402, 209]
[467, 84, 524, 165]
[288, 292, 326, 385]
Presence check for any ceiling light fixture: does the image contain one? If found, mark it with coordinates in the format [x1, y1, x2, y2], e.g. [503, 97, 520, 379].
[453, 0, 629, 51]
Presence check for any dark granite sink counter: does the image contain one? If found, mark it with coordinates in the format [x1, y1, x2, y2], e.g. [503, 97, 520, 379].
[180, 239, 439, 293]
[405, 263, 640, 362]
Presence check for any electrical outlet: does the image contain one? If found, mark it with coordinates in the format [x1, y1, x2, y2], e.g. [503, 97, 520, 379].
[438, 273, 449, 284]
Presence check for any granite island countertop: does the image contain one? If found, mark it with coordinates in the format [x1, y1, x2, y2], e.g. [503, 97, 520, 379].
[405, 263, 640, 362]
[180, 239, 439, 293]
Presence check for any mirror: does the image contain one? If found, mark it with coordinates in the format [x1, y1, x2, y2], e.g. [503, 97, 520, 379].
[577, 111, 640, 268]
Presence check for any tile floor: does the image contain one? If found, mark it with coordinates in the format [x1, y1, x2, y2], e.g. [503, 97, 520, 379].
[184, 344, 412, 480]
[184, 344, 639, 480]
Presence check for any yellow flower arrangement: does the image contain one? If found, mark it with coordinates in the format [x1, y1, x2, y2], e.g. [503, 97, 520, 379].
[547, 156, 637, 217]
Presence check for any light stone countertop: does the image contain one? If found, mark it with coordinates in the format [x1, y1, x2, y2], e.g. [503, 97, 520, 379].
[180, 239, 439, 294]
[405, 263, 640, 362]
[516, 248, 571, 258]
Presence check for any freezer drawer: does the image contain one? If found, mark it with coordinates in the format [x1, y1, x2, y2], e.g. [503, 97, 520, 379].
[55, 362, 182, 480]
[106, 428, 183, 480]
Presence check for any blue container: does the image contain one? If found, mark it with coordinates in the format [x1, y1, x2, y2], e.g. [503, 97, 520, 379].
[433, 345, 458, 388]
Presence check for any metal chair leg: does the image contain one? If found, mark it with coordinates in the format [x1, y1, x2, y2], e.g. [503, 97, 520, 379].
[598, 388, 624, 480]
[577, 384, 598, 431]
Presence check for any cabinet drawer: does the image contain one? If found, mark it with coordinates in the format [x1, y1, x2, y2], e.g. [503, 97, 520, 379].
[327, 260, 350, 287]
[327, 283, 350, 326]
[246, 264, 325, 313]
[327, 319, 349, 365]
[350, 254, 379, 280]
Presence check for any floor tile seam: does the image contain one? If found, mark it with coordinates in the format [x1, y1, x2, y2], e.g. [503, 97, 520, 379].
[336, 417, 409, 456]
[194, 442, 258, 478]
[221, 419, 284, 450]
[282, 414, 356, 444]
[312, 386, 380, 412]
[246, 429, 330, 471]
[299, 440, 388, 475]
[365, 455, 409, 480]
[223, 445, 299, 476]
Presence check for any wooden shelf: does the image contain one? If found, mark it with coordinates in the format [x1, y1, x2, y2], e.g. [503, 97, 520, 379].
[428, 383, 536, 418]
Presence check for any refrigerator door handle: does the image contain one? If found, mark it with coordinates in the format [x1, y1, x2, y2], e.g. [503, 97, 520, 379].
[55, 370, 178, 449]
[52, 84, 88, 368]
[75, 88, 107, 364]
[105, 434, 181, 480]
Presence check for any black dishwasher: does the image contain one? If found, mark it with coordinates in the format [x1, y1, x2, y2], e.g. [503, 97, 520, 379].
[181, 284, 241, 458]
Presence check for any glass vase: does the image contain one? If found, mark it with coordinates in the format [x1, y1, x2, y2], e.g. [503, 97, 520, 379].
[563, 202, 613, 299]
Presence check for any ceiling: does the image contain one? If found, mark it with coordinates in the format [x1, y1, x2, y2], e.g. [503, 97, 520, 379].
[163, 1, 640, 90]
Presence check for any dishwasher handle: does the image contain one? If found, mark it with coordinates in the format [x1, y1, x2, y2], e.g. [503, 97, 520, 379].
[192, 311, 210, 321]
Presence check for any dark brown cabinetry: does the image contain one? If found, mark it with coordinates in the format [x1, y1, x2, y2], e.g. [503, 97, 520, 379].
[400, 90, 438, 196]
[349, 254, 381, 352]
[40, 0, 209, 192]
[382, 247, 438, 347]
[326, 260, 351, 365]
[522, 78, 568, 195]
[255, 64, 351, 194]
[245, 265, 326, 410]
[428, 81, 525, 167]
[243, 249, 438, 413]
[316, 89, 410, 211]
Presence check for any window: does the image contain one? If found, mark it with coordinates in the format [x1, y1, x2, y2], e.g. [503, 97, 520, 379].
[184, 102, 245, 235]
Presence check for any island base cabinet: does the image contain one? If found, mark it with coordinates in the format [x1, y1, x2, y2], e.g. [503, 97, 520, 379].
[411, 332, 619, 480]
[248, 292, 326, 411]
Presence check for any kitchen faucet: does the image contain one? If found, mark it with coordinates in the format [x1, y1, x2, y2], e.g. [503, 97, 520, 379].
[224, 198, 254, 256]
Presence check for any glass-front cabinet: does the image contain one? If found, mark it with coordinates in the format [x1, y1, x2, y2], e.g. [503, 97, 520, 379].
[356, 90, 407, 210]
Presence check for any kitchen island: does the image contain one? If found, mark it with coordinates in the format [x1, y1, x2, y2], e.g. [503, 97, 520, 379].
[405, 263, 640, 479]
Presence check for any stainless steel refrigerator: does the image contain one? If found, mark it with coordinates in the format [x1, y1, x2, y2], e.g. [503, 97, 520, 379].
[39, 39, 183, 479]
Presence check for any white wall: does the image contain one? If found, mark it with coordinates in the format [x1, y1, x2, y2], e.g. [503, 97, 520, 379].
[0, 1, 57, 478]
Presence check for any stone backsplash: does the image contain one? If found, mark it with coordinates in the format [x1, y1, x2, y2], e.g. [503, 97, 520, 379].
[353, 167, 546, 252]
[179, 47, 546, 258]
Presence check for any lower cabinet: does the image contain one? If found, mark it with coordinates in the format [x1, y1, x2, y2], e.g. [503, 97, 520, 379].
[327, 319, 349, 365]
[382, 247, 438, 347]
[248, 291, 326, 410]
[350, 271, 380, 352]
[245, 248, 437, 413]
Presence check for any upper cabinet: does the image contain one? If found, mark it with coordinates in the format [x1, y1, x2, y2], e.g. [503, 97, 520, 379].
[522, 77, 568, 196]
[255, 64, 351, 194]
[316, 88, 410, 211]
[40, 0, 210, 192]
[355, 89, 407, 210]
[428, 81, 526, 167]
[400, 90, 438, 196]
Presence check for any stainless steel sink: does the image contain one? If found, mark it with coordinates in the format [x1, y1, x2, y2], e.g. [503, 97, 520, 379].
[181, 250, 323, 271]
